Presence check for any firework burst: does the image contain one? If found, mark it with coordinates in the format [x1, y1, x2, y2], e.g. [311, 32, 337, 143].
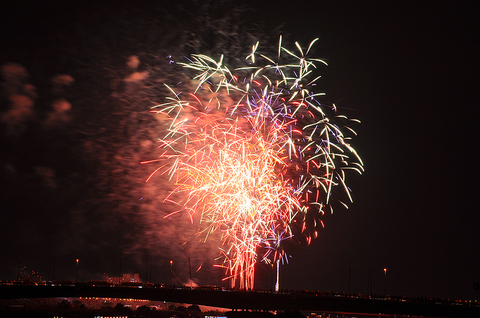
[143, 37, 363, 289]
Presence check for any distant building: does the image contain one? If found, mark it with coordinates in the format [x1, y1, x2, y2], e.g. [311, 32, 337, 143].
[105, 273, 140, 284]
[17, 264, 42, 282]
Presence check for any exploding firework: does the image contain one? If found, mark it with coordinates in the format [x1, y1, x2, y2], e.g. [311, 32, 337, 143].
[143, 37, 363, 289]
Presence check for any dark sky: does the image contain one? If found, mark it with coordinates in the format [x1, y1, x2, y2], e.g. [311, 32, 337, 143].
[270, 1, 479, 300]
[1, 0, 478, 301]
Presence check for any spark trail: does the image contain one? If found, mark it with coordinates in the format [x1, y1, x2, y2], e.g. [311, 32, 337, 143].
[143, 37, 363, 289]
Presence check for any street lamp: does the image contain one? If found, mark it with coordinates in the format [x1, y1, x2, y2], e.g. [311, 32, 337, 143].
[75, 259, 79, 283]
[383, 268, 387, 296]
[169, 260, 173, 286]
[348, 263, 351, 295]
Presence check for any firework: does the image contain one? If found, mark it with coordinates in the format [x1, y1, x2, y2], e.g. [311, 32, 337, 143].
[143, 37, 363, 289]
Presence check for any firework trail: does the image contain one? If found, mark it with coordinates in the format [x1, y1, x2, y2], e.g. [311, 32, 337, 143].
[143, 37, 363, 289]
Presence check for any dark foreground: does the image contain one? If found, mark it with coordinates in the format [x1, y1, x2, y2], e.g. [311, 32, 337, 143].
[1, 283, 479, 317]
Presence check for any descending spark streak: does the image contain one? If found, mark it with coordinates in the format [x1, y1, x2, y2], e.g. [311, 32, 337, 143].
[143, 38, 363, 289]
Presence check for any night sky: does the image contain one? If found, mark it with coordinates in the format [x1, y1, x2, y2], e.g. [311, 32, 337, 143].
[1, 1, 478, 301]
